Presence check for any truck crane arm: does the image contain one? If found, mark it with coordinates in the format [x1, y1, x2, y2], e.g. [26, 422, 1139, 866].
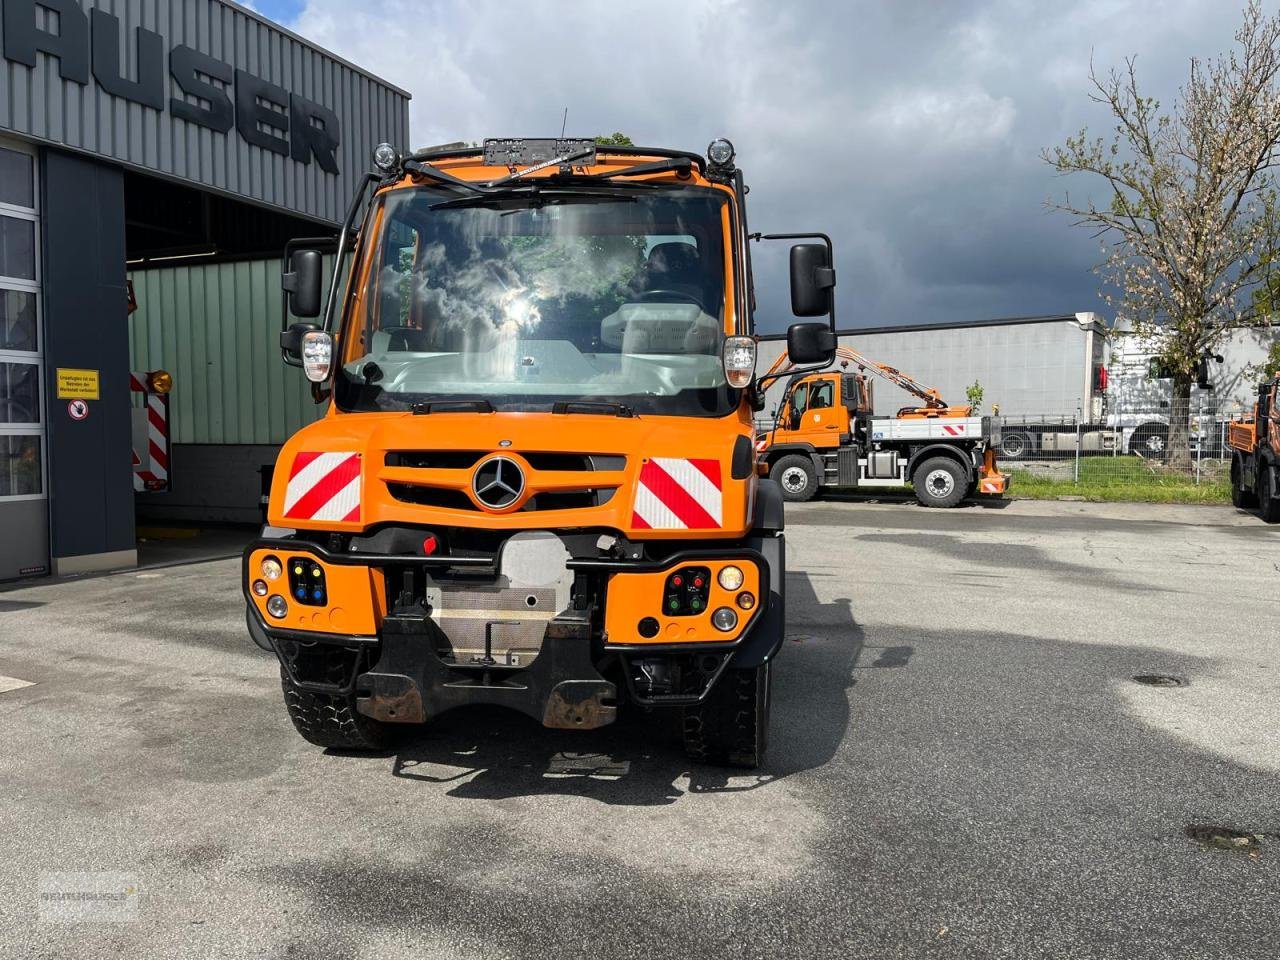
[759, 345, 966, 416]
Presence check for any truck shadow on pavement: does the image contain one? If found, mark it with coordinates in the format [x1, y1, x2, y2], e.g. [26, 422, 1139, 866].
[383, 572, 865, 806]
[821, 492, 1012, 510]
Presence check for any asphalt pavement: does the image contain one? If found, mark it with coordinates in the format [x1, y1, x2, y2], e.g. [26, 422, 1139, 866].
[1, 499, 1277, 959]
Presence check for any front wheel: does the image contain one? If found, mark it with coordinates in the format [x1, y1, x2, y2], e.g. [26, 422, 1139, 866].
[682, 662, 771, 769]
[1231, 458, 1258, 509]
[912, 456, 967, 508]
[1261, 467, 1280, 524]
[770, 454, 818, 502]
[280, 667, 391, 750]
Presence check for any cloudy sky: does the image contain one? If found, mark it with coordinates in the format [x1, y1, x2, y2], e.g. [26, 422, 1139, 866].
[251, 0, 1268, 334]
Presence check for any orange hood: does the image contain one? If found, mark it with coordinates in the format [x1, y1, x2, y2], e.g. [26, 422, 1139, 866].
[269, 410, 756, 540]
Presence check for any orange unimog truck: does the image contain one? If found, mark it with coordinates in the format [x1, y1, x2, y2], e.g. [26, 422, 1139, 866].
[756, 347, 1007, 507]
[244, 137, 840, 767]
[1227, 375, 1280, 523]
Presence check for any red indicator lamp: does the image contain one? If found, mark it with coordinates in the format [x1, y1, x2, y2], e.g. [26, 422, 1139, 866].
[422, 535, 439, 556]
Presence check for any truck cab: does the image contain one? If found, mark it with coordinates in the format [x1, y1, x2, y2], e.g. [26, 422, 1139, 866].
[244, 138, 839, 767]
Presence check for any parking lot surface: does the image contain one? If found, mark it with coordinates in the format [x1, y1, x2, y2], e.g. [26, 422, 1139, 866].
[1, 500, 1277, 959]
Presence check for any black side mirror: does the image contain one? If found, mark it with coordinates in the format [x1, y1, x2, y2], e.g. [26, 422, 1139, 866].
[283, 249, 323, 319]
[789, 243, 836, 317]
[281, 322, 320, 366]
[787, 321, 837, 365]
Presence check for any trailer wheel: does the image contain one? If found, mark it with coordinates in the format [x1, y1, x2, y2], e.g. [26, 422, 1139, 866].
[1261, 467, 1280, 524]
[280, 667, 391, 751]
[682, 662, 771, 769]
[998, 432, 1031, 460]
[770, 454, 817, 502]
[912, 457, 967, 508]
[1231, 458, 1258, 509]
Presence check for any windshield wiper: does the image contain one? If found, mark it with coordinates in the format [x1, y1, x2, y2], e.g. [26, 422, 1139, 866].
[552, 400, 634, 418]
[486, 146, 596, 188]
[412, 399, 495, 415]
[586, 157, 693, 181]
[429, 187, 638, 212]
[402, 159, 488, 195]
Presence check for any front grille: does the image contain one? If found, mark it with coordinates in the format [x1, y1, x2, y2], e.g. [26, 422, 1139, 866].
[386, 485, 616, 511]
[386, 451, 626, 472]
[386, 485, 475, 510]
[383, 450, 627, 513]
[386, 451, 487, 470]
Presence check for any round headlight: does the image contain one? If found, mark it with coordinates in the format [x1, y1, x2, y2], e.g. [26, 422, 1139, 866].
[261, 556, 282, 581]
[736, 591, 756, 611]
[711, 607, 738, 632]
[707, 138, 735, 167]
[252, 579, 268, 597]
[266, 595, 288, 619]
[718, 565, 745, 591]
[373, 142, 400, 173]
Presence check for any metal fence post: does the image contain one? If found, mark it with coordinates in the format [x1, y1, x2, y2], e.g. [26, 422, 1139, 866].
[1075, 405, 1082, 483]
[1195, 396, 1203, 484]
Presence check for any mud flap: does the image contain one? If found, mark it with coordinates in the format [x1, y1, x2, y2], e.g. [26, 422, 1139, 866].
[727, 532, 785, 670]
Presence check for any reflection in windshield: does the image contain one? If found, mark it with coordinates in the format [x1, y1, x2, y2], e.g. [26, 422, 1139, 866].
[337, 187, 733, 416]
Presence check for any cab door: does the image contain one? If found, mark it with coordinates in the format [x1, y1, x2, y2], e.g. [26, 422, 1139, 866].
[794, 376, 842, 449]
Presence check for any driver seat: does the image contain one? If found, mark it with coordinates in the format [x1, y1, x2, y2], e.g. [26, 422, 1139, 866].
[637, 242, 705, 304]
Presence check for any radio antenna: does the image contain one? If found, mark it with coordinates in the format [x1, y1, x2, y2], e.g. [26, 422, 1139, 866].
[560, 107, 568, 137]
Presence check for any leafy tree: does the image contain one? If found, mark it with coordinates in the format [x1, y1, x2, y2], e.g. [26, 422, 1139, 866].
[1045, 1, 1280, 470]
[965, 380, 984, 414]
[1263, 340, 1280, 379]
[594, 133, 634, 146]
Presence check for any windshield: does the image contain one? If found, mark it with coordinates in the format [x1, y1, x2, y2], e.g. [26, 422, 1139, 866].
[334, 185, 735, 416]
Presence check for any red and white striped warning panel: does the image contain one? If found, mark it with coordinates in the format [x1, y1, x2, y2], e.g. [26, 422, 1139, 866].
[130, 372, 169, 493]
[632, 457, 723, 530]
[282, 452, 362, 523]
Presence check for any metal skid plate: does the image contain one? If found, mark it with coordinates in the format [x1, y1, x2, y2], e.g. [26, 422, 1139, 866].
[426, 532, 572, 666]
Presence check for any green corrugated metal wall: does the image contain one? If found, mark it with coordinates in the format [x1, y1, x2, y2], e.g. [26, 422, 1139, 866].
[127, 259, 327, 444]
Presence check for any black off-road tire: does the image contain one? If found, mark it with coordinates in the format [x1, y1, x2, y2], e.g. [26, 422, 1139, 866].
[280, 666, 391, 750]
[1231, 458, 1258, 509]
[912, 456, 967, 508]
[1261, 467, 1280, 524]
[770, 454, 818, 502]
[682, 662, 771, 769]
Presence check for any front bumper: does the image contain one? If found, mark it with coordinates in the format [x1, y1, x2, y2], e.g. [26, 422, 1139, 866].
[244, 537, 778, 726]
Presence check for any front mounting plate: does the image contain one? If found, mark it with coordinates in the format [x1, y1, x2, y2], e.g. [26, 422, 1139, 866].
[482, 138, 597, 167]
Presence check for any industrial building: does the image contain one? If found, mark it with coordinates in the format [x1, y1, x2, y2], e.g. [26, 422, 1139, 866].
[0, 0, 408, 580]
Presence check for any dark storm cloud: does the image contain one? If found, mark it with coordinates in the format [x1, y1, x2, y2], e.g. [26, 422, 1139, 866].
[288, 0, 1270, 332]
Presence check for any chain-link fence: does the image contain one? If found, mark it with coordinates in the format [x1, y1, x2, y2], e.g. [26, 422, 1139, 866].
[991, 400, 1239, 497]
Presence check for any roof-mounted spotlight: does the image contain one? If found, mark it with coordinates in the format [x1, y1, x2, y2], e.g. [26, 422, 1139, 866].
[707, 138, 736, 169]
[373, 142, 401, 175]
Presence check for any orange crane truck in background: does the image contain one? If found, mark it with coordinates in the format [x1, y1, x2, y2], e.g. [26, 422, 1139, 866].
[757, 346, 1009, 507]
[1227, 375, 1280, 523]
[244, 137, 841, 767]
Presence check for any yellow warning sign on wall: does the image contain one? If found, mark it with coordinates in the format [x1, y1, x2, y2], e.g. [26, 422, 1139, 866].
[55, 368, 100, 400]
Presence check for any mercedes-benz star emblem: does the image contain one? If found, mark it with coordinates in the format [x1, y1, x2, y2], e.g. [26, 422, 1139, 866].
[472, 456, 525, 509]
